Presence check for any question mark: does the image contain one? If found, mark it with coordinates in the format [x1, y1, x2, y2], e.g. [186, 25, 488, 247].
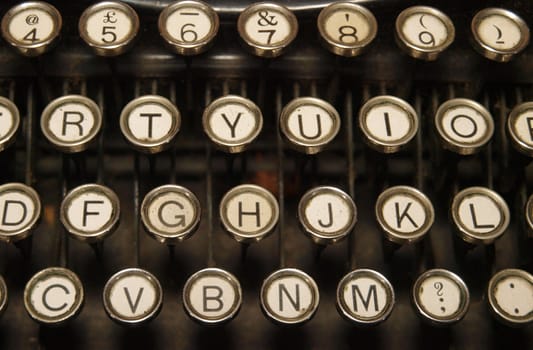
[434, 282, 444, 296]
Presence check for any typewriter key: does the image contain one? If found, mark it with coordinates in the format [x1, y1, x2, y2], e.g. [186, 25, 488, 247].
[317, 2, 377, 57]
[488, 268, 533, 326]
[0, 275, 7, 317]
[526, 194, 533, 238]
[120, 95, 181, 154]
[395, 6, 455, 61]
[336, 269, 395, 325]
[79, 1, 139, 57]
[0, 97, 20, 152]
[60, 184, 120, 243]
[261, 268, 319, 325]
[103, 268, 163, 326]
[435, 98, 494, 155]
[158, 0, 219, 56]
[375, 186, 434, 245]
[0, 183, 41, 243]
[202, 95, 263, 153]
[40, 95, 102, 153]
[507, 102, 533, 157]
[183, 268, 242, 325]
[237, 3, 298, 58]
[219, 184, 279, 244]
[359, 96, 419, 153]
[24, 267, 84, 325]
[471, 8, 530, 62]
[298, 186, 357, 245]
[412, 269, 470, 325]
[141, 185, 201, 244]
[1, 1, 62, 56]
[451, 187, 510, 245]
[280, 97, 341, 154]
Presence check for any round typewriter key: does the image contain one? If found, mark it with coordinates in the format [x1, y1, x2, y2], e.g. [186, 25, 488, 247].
[435, 98, 494, 155]
[336, 269, 394, 325]
[298, 186, 357, 245]
[183, 268, 242, 325]
[375, 186, 434, 245]
[0, 275, 7, 317]
[202, 95, 263, 153]
[488, 269, 533, 326]
[395, 6, 455, 61]
[507, 102, 533, 157]
[412, 269, 469, 325]
[103, 268, 163, 326]
[451, 187, 510, 245]
[158, 0, 219, 56]
[280, 97, 341, 154]
[219, 184, 279, 244]
[24, 267, 84, 325]
[526, 194, 533, 238]
[0, 183, 41, 243]
[41, 95, 102, 153]
[471, 8, 530, 62]
[60, 184, 120, 243]
[79, 1, 139, 57]
[359, 95, 418, 153]
[0, 97, 20, 152]
[1, 1, 62, 56]
[120, 95, 181, 154]
[237, 2, 298, 58]
[141, 185, 201, 244]
[261, 268, 319, 325]
[317, 2, 377, 57]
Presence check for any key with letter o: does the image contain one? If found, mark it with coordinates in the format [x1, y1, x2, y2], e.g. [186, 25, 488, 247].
[41, 95, 102, 153]
[317, 2, 377, 57]
[471, 8, 530, 62]
[0, 183, 41, 243]
[435, 98, 494, 155]
[451, 187, 510, 245]
[183, 268, 242, 325]
[280, 97, 341, 154]
[298, 186, 357, 245]
[120, 95, 181, 154]
[60, 184, 120, 243]
[24, 267, 84, 325]
[79, 1, 139, 56]
[103, 268, 163, 326]
[219, 184, 279, 244]
[336, 269, 395, 325]
[0, 97, 20, 152]
[488, 268, 533, 326]
[412, 269, 470, 325]
[203, 95, 263, 153]
[1, 1, 62, 56]
[159, 0, 219, 56]
[375, 186, 434, 245]
[395, 6, 455, 61]
[141, 185, 201, 244]
[237, 2, 298, 58]
[359, 95, 419, 153]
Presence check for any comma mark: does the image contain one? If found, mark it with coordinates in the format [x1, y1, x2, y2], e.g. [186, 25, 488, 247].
[441, 306, 446, 313]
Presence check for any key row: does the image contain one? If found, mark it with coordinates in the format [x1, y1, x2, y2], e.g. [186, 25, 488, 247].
[2, 94, 533, 156]
[0, 266, 531, 327]
[0, 182, 523, 247]
[0, 2, 530, 62]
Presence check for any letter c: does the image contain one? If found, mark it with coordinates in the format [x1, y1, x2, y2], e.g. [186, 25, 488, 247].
[42, 284, 70, 311]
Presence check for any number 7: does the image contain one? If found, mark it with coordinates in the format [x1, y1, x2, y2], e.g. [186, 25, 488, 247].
[258, 29, 275, 44]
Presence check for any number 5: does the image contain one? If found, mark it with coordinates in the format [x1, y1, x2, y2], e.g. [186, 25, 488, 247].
[102, 26, 117, 43]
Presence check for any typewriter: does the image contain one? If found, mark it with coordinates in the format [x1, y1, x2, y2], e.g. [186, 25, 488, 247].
[0, 0, 531, 349]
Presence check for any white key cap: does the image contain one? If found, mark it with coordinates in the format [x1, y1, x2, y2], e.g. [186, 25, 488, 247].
[0, 97, 20, 152]
[0, 183, 41, 243]
[488, 268, 533, 326]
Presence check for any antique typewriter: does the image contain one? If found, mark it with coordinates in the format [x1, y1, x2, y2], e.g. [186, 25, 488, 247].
[0, 0, 532, 349]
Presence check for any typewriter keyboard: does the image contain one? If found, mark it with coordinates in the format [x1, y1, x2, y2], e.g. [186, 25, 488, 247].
[0, 1, 532, 349]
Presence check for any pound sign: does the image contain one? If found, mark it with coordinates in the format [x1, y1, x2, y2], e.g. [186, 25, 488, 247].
[103, 11, 117, 24]
[257, 10, 278, 26]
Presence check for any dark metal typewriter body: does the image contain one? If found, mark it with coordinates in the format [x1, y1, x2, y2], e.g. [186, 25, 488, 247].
[0, 0, 532, 349]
